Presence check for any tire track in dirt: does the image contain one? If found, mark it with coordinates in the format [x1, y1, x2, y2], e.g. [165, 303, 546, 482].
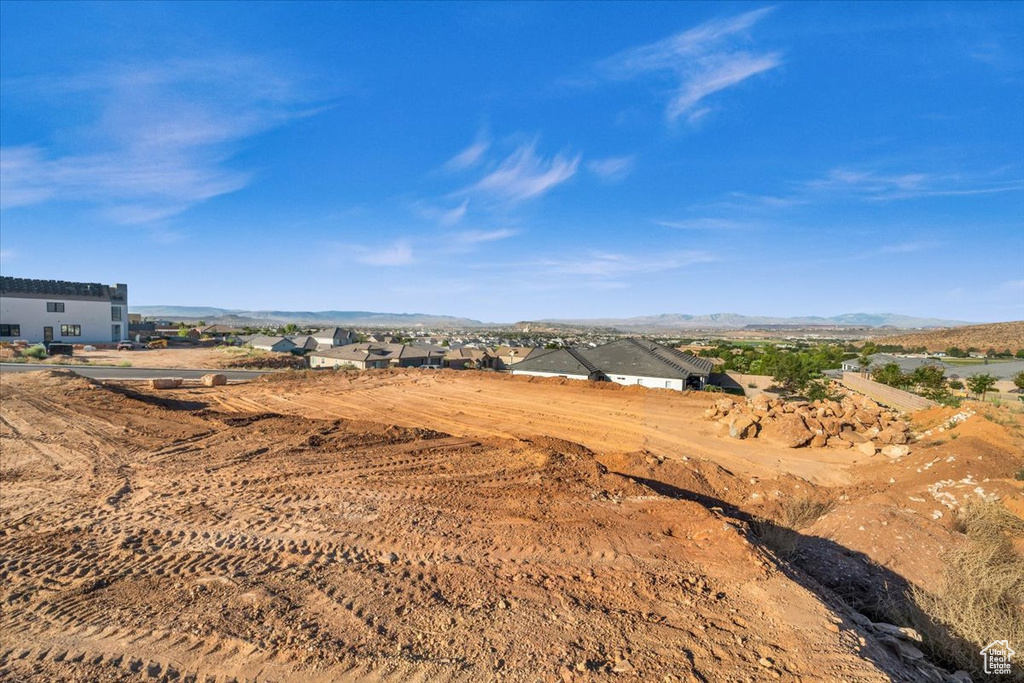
[0, 370, 921, 682]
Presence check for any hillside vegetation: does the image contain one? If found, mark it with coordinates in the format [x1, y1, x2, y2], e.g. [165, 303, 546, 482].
[874, 321, 1024, 353]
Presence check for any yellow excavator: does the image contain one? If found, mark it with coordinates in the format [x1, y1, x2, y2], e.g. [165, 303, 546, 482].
[147, 338, 168, 349]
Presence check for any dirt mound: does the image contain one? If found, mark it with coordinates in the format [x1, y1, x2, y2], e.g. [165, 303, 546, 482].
[221, 353, 308, 370]
[0, 371, 938, 682]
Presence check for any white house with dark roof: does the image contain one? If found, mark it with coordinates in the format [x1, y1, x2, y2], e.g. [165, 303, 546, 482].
[248, 335, 297, 353]
[0, 276, 128, 344]
[312, 327, 355, 348]
[510, 338, 713, 391]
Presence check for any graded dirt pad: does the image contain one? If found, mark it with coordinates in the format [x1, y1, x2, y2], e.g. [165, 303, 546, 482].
[0, 370, 935, 682]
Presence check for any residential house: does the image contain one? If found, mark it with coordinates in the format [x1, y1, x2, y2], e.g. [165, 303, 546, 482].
[443, 347, 495, 370]
[511, 338, 713, 391]
[309, 343, 445, 370]
[492, 346, 538, 370]
[0, 276, 128, 344]
[287, 335, 320, 351]
[248, 335, 297, 353]
[312, 327, 355, 348]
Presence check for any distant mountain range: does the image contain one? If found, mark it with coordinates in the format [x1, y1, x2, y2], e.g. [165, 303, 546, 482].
[128, 306, 485, 327]
[129, 306, 971, 330]
[534, 313, 971, 330]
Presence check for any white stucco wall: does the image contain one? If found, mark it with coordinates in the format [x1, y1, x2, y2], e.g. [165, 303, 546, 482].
[0, 295, 127, 344]
[511, 369, 689, 391]
[604, 374, 686, 391]
[510, 370, 590, 381]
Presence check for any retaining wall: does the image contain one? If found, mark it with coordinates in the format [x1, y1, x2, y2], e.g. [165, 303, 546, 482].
[839, 372, 937, 413]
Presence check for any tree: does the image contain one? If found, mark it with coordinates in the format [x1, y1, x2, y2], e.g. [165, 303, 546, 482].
[858, 352, 872, 375]
[1013, 371, 1024, 392]
[946, 347, 967, 358]
[872, 362, 909, 389]
[966, 373, 997, 401]
[177, 322, 190, 338]
[284, 323, 298, 335]
[772, 353, 811, 393]
[911, 365, 946, 391]
[1015, 349, 1024, 359]
[948, 379, 964, 391]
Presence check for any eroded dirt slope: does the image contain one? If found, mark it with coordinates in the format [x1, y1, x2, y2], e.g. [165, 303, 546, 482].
[0, 371, 924, 682]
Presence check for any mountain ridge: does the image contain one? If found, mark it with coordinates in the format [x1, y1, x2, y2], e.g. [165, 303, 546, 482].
[129, 306, 974, 329]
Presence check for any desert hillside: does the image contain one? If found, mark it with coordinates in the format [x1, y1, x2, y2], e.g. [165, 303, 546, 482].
[874, 320, 1024, 352]
[2, 368, 1021, 682]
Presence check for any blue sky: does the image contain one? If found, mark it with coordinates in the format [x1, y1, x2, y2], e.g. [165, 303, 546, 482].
[1, 1, 1022, 323]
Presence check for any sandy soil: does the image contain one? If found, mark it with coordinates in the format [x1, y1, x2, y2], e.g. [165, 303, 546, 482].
[197, 370, 872, 486]
[2, 369, 1021, 682]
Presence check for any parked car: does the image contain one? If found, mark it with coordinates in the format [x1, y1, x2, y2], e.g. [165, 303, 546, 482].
[116, 341, 135, 351]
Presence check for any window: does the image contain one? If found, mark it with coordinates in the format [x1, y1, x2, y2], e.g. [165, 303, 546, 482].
[60, 324, 81, 337]
[111, 306, 122, 321]
[0, 324, 21, 337]
[46, 302, 65, 313]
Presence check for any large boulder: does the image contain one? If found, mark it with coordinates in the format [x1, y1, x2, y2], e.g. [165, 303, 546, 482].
[857, 441, 878, 457]
[750, 393, 773, 412]
[839, 429, 868, 445]
[760, 414, 813, 448]
[728, 414, 759, 440]
[149, 378, 182, 390]
[877, 428, 909, 445]
[809, 433, 828, 448]
[881, 445, 910, 459]
[821, 418, 842, 437]
[201, 373, 227, 387]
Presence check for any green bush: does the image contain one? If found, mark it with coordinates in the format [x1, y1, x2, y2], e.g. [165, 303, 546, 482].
[22, 345, 47, 359]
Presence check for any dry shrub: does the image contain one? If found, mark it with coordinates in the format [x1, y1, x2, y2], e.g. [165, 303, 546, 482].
[750, 519, 799, 558]
[910, 501, 1024, 677]
[781, 496, 836, 530]
[751, 495, 837, 559]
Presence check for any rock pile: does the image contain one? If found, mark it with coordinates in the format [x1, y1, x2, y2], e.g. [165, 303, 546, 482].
[705, 393, 913, 456]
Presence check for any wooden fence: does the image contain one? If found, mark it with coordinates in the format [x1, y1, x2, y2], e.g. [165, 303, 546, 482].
[839, 372, 937, 413]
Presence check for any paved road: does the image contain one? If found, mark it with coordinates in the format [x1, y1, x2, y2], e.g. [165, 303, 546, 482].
[0, 363, 273, 381]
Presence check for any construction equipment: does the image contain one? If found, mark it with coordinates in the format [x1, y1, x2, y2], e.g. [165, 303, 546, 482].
[147, 339, 168, 349]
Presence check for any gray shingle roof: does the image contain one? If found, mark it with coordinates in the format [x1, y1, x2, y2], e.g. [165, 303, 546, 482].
[512, 338, 714, 381]
[510, 348, 595, 376]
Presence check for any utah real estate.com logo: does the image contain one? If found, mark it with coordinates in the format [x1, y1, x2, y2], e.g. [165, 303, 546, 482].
[981, 640, 1015, 676]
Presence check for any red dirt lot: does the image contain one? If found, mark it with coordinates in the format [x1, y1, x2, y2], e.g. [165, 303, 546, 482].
[1, 368, 1021, 682]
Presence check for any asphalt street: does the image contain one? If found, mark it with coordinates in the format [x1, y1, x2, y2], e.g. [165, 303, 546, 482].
[0, 363, 272, 381]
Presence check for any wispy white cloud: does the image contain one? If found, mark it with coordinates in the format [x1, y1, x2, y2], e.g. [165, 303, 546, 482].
[481, 249, 715, 281]
[454, 228, 519, 244]
[415, 199, 470, 226]
[805, 167, 1024, 201]
[0, 249, 15, 263]
[462, 142, 579, 203]
[586, 155, 635, 182]
[656, 217, 752, 230]
[445, 135, 490, 171]
[0, 56, 326, 224]
[878, 240, 944, 254]
[599, 8, 781, 123]
[350, 240, 415, 267]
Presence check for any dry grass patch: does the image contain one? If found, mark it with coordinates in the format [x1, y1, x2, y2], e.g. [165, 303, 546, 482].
[910, 501, 1024, 677]
[750, 495, 837, 559]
